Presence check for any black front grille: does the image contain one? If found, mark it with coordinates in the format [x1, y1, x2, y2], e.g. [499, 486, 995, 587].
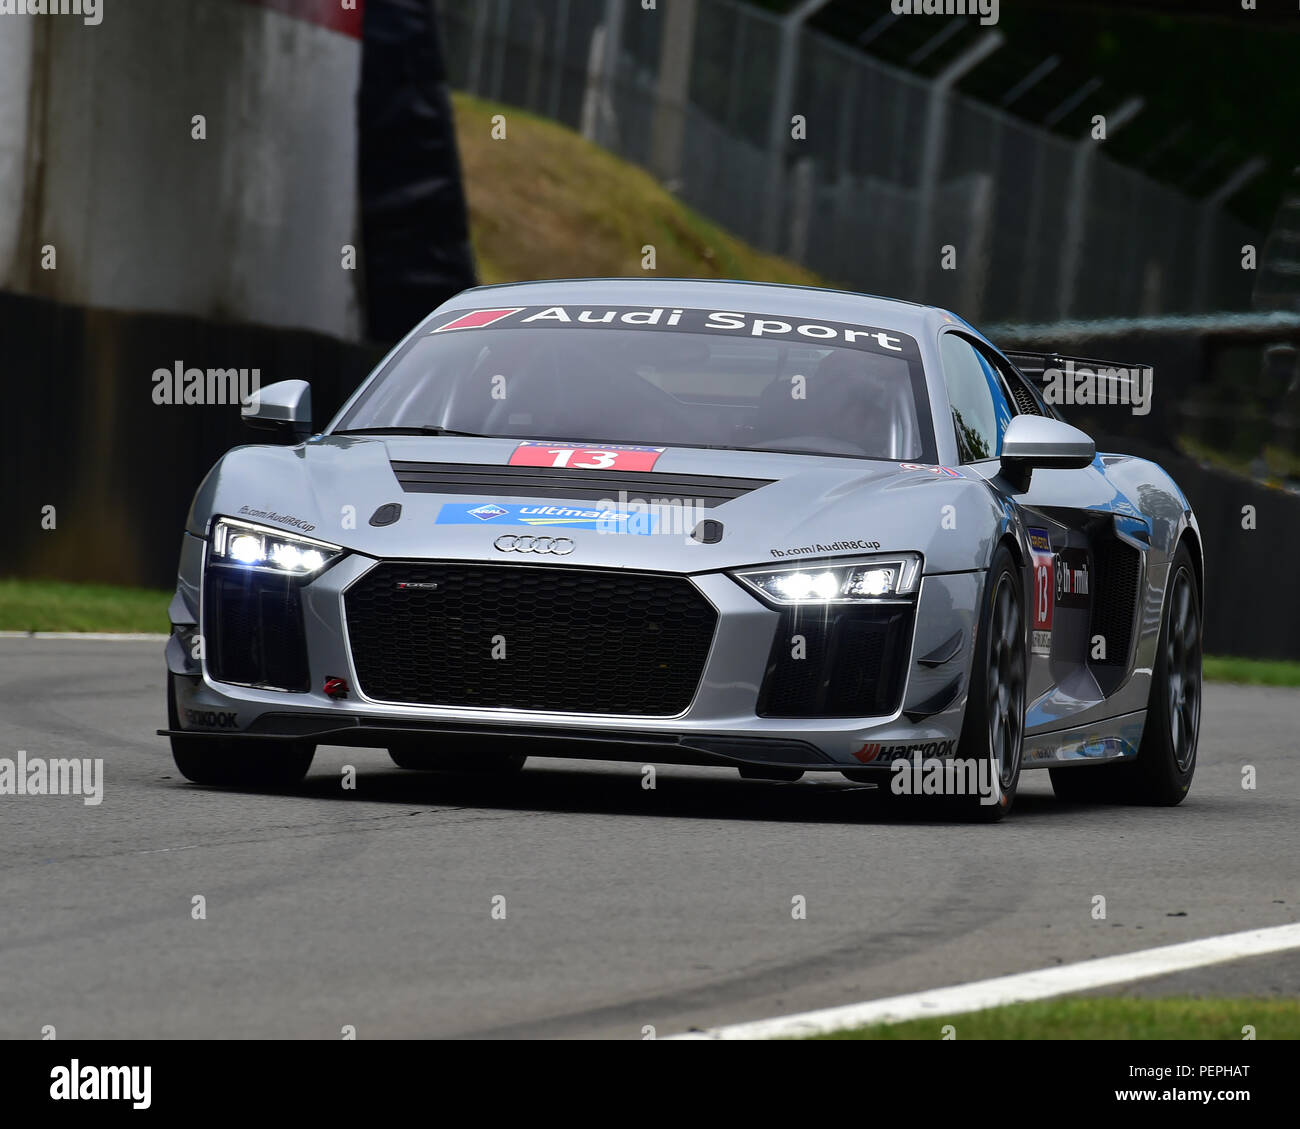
[390, 462, 770, 507]
[203, 566, 310, 691]
[757, 605, 913, 718]
[1090, 539, 1141, 667]
[345, 563, 718, 715]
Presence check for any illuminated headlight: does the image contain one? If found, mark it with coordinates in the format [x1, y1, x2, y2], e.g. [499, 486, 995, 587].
[210, 517, 342, 577]
[732, 553, 922, 605]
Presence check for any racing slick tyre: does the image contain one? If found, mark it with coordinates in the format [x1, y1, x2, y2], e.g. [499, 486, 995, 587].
[171, 739, 316, 788]
[388, 740, 526, 773]
[953, 543, 1027, 821]
[880, 543, 1026, 821]
[168, 676, 315, 788]
[1050, 541, 1200, 806]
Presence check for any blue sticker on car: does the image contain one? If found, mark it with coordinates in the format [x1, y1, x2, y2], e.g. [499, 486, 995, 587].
[435, 502, 658, 534]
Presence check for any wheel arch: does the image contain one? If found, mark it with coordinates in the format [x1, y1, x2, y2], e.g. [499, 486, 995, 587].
[996, 532, 1031, 655]
[1178, 525, 1204, 602]
[998, 530, 1024, 572]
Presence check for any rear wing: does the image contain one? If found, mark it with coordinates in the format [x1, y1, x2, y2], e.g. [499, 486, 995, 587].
[1000, 350, 1155, 416]
[1001, 351, 1152, 381]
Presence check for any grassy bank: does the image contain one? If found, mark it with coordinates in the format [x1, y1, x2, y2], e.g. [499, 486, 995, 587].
[451, 93, 828, 289]
[808, 996, 1300, 1039]
[1202, 655, 1300, 687]
[0, 579, 171, 634]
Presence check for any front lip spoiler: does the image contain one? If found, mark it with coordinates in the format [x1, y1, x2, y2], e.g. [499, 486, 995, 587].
[157, 715, 839, 771]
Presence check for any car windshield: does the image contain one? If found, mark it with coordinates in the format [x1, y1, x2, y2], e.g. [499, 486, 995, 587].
[333, 305, 936, 461]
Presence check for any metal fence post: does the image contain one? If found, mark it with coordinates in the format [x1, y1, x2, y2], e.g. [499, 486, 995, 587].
[788, 156, 816, 263]
[761, 0, 832, 254]
[548, 0, 570, 122]
[581, 1, 625, 146]
[526, 7, 547, 113]
[1057, 139, 1095, 320]
[724, 15, 748, 133]
[489, 0, 511, 102]
[1195, 157, 1267, 311]
[598, 0, 625, 150]
[912, 32, 1003, 300]
[467, 0, 491, 96]
[651, 0, 698, 186]
[960, 173, 994, 320]
[1058, 98, 1144, 319]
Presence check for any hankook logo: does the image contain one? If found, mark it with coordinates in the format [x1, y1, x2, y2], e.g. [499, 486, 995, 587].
[493, 535, 576, 556]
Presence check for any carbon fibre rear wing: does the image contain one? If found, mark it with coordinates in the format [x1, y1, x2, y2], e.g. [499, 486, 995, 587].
[1001, 350, 1155, 417]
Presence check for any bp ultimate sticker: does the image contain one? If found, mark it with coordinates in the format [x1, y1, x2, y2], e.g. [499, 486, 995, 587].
[436, 501, 658, 534]
[1028, 527, 1054, 655]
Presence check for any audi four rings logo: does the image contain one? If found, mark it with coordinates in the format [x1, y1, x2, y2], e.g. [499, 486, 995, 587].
[494, 535, 576, 555]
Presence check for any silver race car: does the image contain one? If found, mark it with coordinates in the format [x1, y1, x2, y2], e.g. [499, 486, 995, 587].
[162, 279, 1203, 820]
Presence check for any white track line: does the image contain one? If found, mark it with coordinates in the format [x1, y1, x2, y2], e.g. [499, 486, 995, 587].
[673, 922, 1300, 1039]
[0, 631, 168, 642]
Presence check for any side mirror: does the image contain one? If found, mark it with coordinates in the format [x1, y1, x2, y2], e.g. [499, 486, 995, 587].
[999, 415, 1094, 489]
[242, 380, 312, 443]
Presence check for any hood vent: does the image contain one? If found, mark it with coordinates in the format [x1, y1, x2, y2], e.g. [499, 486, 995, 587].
[390, 462, 771, 508]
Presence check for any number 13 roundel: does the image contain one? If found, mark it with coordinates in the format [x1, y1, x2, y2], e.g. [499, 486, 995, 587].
[508, 441, 666, 471]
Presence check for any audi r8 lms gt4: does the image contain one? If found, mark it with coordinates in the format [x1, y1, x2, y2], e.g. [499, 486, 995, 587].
[161, 278, 1203, 820]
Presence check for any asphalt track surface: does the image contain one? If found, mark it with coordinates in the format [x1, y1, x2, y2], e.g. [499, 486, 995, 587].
[0, 638, 1295, 1039]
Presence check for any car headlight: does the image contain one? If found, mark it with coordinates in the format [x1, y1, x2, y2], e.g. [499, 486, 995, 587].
[209, 517, 343, 577]
[731, 553, 922, 605]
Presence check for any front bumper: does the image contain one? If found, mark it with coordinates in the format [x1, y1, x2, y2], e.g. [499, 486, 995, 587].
[166, 532, 982, 771]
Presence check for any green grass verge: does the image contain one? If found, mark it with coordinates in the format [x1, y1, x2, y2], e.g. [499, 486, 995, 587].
[1202, 655, 1300, 687]
[0, 579, 171, 634]
[808, 996, 1300, 1039]
[1179, 433, 1300, 486]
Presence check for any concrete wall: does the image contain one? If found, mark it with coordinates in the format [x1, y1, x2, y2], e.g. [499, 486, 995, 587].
[0, 0, 364, 338]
